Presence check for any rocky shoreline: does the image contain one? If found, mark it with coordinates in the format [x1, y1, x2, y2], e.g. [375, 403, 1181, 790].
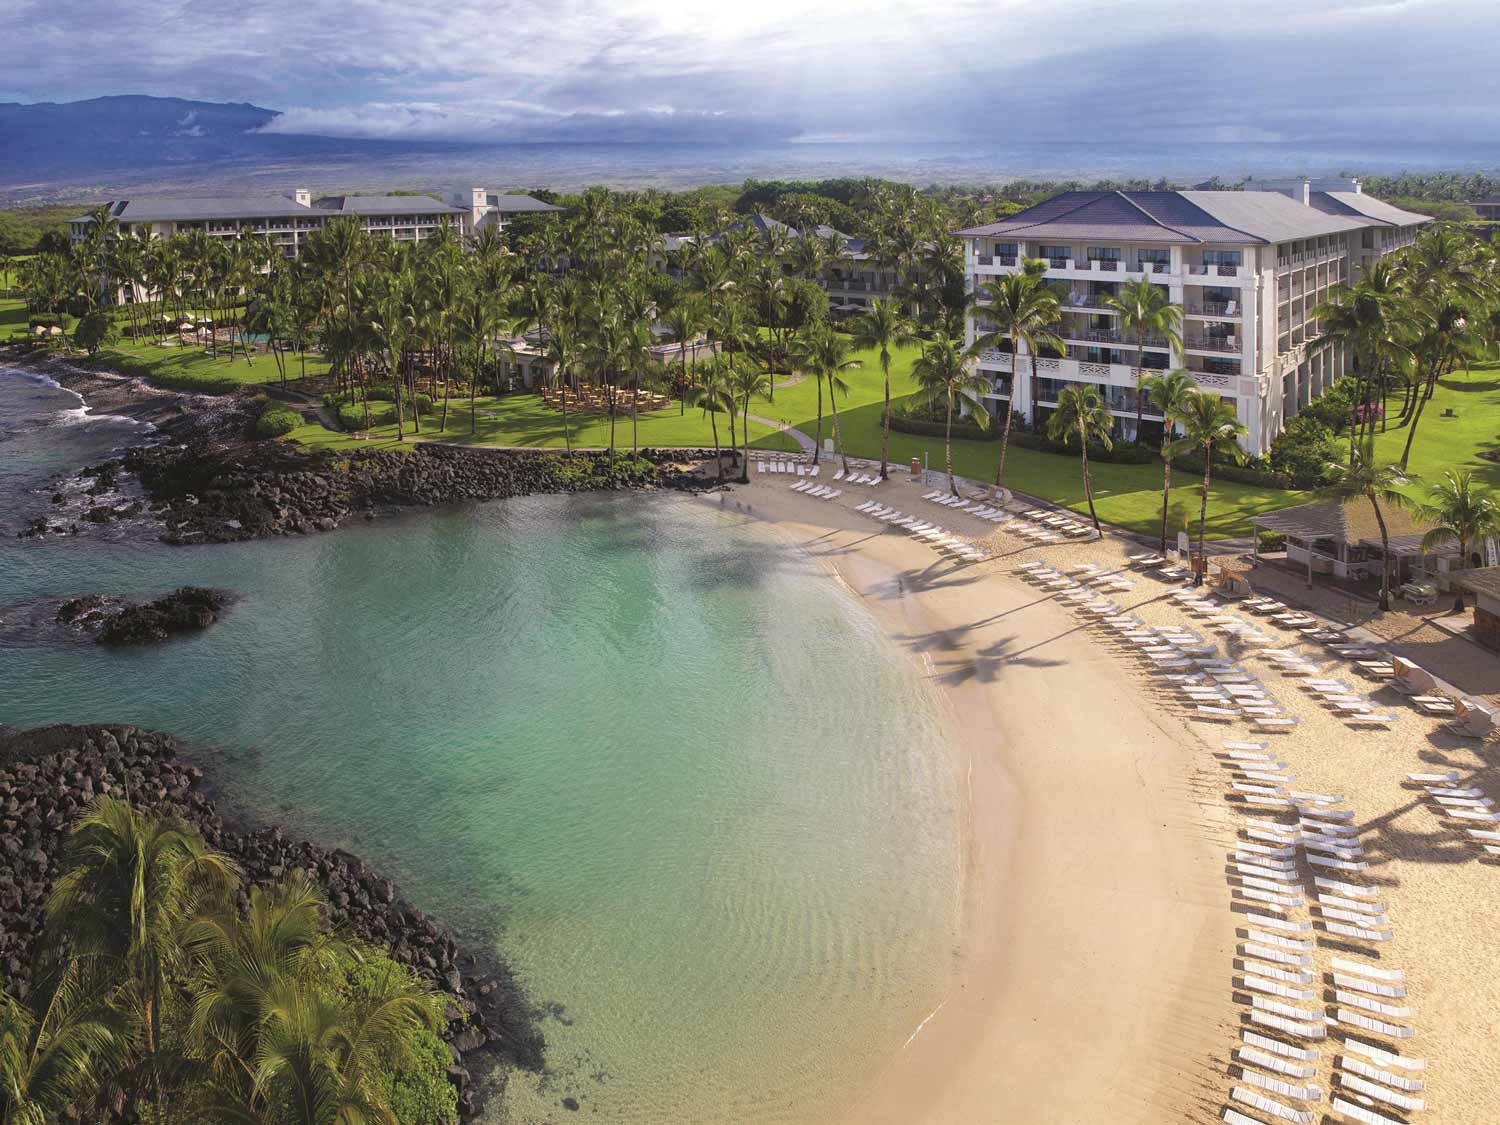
[124, 440, 720, 544]
[0, 723, 546, 1118]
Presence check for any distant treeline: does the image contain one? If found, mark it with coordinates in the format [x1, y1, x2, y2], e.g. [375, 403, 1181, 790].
[5, 169, 1497, 256]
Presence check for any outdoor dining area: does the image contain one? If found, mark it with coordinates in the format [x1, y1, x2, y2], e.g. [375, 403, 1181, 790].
[538, 382, 673, 415]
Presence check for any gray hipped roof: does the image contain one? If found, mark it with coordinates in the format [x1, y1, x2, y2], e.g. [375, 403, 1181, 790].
[958, 189, 1380, 245]
[1308, 192, 1432, 228]
[71, 193, 466, 224]
[485, 194, 562, 213]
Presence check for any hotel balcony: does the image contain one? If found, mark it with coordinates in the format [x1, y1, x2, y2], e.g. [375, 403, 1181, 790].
[1184, 299, 1241, 319]
[1186, 262, 1241, 278]
[1183, 334, 1241, 354]
[1275, 244, 1347, 270]
[1058, 326, 1173, 350]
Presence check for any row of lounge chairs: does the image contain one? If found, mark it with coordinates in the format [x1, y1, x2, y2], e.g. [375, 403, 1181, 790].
[855, 501, 988, 563]
[1216, 745, 1427, 1125]
[1407, 770, 1500, 860]
[788, 481, 841, 502]
[999, 507, 1098, 543]
[758, 460, 819, 477]
[834, 466, 883, 485]
[921, 491, 1011, 523]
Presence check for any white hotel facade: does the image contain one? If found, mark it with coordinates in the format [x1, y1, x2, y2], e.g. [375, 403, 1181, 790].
[68, 187, 560, 259]
[958, 180, 1428, 455]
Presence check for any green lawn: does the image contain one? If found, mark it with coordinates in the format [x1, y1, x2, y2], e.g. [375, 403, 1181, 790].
[288, 339, 1301, 537]
[1368, 361, 1500, 498]
[91, 337, 328, 393]
[0, 295, 324, 391]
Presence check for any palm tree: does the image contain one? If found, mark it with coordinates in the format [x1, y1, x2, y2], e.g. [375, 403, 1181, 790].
[1103, 278, 1182, 442]
[1165, 392, 1248, 584]
[1318, 437, 1415, 611]
[689, 364, 735, 480]
[850, 298, 916, 479]
[1139, 369, 1199, 553]
[0, 962, 124, 1125]
[911, 332, 990, 496]
[1045, 384, 1113, 533]
[729, 363, 773, 482]
[541, 322, 581, 452]
[1414, 470, 1500, 611]
[44, 797, 239, 1096]
[969, 267, 1061, 495]
[1399, 297, 1478, 469]
[792, 326, 861, 473]
[663, 295, 704, 415]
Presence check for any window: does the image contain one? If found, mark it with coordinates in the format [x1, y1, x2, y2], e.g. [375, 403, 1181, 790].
[1086, 246, 1121, 261]
[1361, 229, 1374, 249]
[1137, 248, 1169, 265]
[995, 242, 1017, 257]
[1203, 250, 1242, 266]
[1039, 244, 1071, 262]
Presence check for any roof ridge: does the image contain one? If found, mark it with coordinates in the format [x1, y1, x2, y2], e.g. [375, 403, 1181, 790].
[1174, 191, 1265, 245]
[1110, 190, 1204, 244]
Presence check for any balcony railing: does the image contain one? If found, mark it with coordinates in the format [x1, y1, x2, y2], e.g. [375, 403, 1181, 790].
[976, 254, 994, 265]
[1185, 300, 1240, 318]
[1061, 327, 1172, 349]
[1047, 257, 1069, 269]
[998, 255, 1017, 266]
[1136, 261, 1170, 274]
[1187, 263, 1240, 277]
[1184, 335, 1239, 353]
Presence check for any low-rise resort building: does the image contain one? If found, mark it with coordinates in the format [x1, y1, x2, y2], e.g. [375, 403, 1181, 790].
[656, 213, 901, 314]
[958, 178, 1429, 455]
[68, 187, 560, 259]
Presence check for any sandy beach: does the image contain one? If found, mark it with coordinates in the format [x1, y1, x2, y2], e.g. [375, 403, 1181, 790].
[718, 459, 1500, 1125]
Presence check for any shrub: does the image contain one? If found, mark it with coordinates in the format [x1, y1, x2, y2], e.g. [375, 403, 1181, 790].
[332, 945, 459, 1125]
[337, 401, 396, 431]
[1297, 377, 1360, 433]
[73, 311, 120, 356]
[1258, 530, 1288, 551]
[1267, 415, 1340, 485]
[255, 406, 301, 438]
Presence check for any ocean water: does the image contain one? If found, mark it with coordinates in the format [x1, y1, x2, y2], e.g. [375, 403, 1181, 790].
[14, 138, 1500, 202]
[0, 368, 961, 1122]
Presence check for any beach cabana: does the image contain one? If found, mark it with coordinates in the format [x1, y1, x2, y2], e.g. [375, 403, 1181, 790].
[1457, 567, 1500, 651]
[1250, 498, 1448, 588]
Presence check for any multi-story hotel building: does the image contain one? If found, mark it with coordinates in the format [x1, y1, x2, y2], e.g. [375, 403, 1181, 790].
[957, 180, 1428, 455]
[68, 187, 559, 258]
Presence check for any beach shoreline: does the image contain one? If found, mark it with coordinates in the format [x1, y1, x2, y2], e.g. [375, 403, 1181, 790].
[708, 474, 1237, 1124]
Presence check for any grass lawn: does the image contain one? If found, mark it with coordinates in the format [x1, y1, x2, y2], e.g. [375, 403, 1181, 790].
[1368, 360, 1500, 499]
[92, 337, 328, 393]
[287, 392, 804, 454]
[290, 338, 1302, 537]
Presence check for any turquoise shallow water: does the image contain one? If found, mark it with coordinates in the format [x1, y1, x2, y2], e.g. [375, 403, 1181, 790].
[0, 369, 960, 1122]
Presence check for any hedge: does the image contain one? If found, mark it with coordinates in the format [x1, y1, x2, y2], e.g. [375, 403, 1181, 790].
[1173, 453, 1302, 491]
[255, 407, 302, 438]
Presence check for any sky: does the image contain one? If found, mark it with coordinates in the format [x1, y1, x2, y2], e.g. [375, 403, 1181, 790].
[4, 0, 1497, 145]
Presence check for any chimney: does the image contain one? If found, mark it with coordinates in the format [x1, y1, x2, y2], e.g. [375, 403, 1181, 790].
[1352, 177, 1363, 196]
[1301, 179, 1311, 207]
[293, 188, 311, 208]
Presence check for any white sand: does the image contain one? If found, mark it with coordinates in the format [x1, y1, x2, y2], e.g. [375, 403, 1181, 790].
[710, 463, 1500, 1124]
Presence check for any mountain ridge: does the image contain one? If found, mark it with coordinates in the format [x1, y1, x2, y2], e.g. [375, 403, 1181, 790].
[0, 94, 471, 195]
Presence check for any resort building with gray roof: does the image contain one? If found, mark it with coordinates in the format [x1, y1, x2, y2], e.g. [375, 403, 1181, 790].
[958, 178, 1429, 455]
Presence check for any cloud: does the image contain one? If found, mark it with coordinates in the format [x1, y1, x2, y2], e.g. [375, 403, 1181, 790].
[3, 0, 1498, 146]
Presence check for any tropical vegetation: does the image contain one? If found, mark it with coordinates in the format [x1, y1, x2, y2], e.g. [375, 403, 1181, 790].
[0, 798, 457, 1124]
